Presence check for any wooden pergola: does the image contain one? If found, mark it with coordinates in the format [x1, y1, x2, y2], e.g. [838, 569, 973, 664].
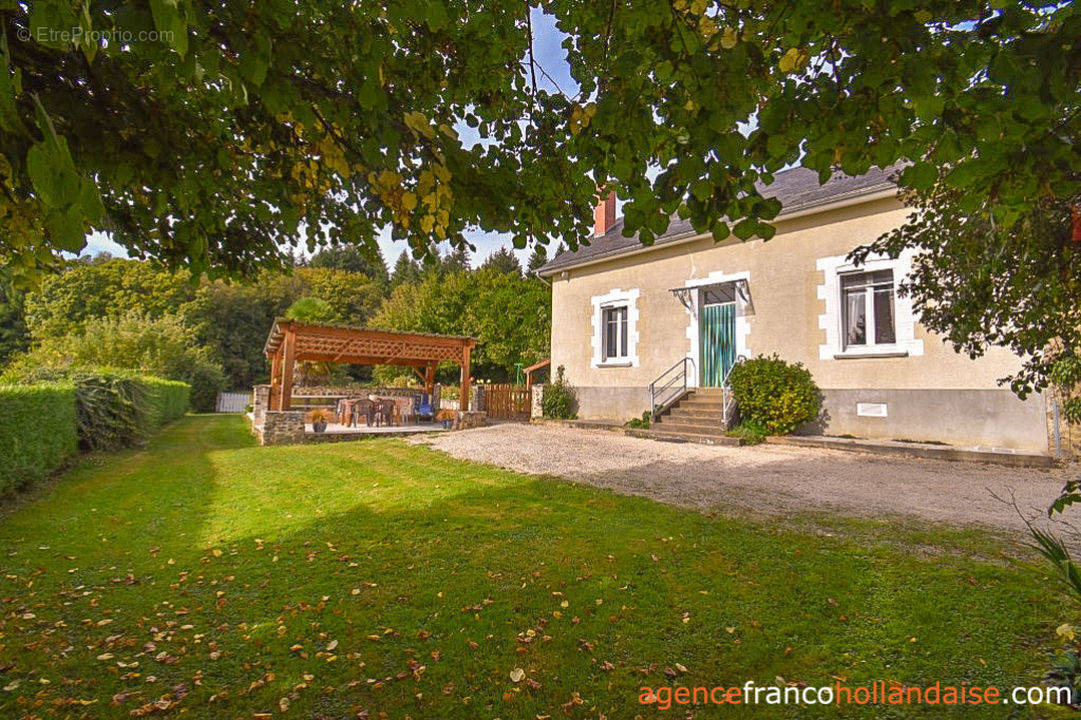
[263, 320, 477, 412]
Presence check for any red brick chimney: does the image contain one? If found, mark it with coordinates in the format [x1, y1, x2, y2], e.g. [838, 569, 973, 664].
[593, 189, 616, 237]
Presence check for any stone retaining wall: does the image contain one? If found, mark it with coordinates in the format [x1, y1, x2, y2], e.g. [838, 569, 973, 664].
[254, 410, 306, 445]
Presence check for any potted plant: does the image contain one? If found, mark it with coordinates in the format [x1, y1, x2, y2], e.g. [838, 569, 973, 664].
[308, 408, 333, 433]
[435, 409, 456, 430]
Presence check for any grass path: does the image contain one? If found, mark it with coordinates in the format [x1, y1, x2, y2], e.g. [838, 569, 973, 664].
[0, 415, 1066, 718]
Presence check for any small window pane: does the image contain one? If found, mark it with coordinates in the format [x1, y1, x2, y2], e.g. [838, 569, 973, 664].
[874, 286, 895, 344]
[843, 288, 866, 347]
[702, 286, 735, 305]
[619, 308, 627, 355]
[602, 306, 628, 360]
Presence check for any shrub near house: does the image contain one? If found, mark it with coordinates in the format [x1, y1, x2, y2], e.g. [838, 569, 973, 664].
[727, 355, 821, 440]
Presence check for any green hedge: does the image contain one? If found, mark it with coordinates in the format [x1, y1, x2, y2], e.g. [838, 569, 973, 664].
[0, 384, 78, 496]
[143, 377, 191, 431]
[12, 369, 190, 452]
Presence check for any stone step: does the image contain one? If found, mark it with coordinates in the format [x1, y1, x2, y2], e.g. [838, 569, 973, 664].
[672, 400, 726, 411]
[664, 408, 727, 421]
[653, 419, 727, 436]
[626, 428, 742, 446]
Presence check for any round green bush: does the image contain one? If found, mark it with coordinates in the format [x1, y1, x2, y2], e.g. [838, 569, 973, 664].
[726, 354, 821, 435]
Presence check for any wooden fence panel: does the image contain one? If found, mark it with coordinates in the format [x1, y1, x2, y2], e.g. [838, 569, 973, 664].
[486, 384, 532, 420]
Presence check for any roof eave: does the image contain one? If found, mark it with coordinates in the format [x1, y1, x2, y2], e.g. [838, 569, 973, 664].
[536, 186, 899, 277]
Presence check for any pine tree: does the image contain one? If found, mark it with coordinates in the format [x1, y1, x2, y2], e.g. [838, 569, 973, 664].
[441, 246, 471, 274]
[526, 245, 548, 272]
[481, 247, 521, 275]
[309, 245, 389, 283]
[391, 251, 421, 287]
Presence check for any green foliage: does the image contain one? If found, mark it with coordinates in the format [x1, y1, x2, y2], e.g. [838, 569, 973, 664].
[0, 383, 77, 495]
[526, 246, 549, 273]
[13, 369, 189, 452]
[308, 245, 388, 284]
[542, 365, 577, 420]
[480, 247, 521, 276]
[373, 268, 550, 382]
[3, 0, 1075, 288]
[726, 355, 821, 435]
[284, 296, 339, 323]
[725, 419, 769, 445]
[142, 377, 191, 429]
[24, 258, 194, 339]
[390, 252, 422, 288]
[6, 311, 224, 412]
[0, 271, 29, 365]
[624, 411, 651, 429]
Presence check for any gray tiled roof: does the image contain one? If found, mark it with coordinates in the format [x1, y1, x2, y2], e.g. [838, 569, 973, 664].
[536, 164, 901, 275]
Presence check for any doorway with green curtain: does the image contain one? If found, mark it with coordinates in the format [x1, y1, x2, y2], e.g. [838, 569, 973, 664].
[699, 294, 737, 387]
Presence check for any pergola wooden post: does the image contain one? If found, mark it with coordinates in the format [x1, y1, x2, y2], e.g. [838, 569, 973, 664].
[459, 343, 471, 412]
[263, 320, 476, 412]
[278, 326, 296, 411]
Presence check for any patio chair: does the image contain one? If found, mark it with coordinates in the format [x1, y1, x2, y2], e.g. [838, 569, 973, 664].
[416, 393, 434, 421]
[374, 398, 396, 427]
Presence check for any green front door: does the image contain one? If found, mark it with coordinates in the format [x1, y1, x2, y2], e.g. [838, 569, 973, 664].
[700, 302, 736, 387]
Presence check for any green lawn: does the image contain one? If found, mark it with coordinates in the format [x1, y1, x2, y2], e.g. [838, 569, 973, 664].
[0, 415, 1067, 718]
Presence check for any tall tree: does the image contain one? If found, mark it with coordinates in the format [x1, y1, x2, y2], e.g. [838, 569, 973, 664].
[481, 247, 522, 276]
[390, 252, 422, 288]
[308, 245, 389, 284]
[526, 245, 549, 273]
[0, 1, 1073, 292]
[441, 246, 472, 275]
[23, 258, 194, 340]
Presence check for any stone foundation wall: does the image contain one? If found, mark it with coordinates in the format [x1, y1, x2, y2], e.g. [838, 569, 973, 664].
[255, 410, 306, 445]
[454, 410, 486, 430]
[292, 385, 422, 398]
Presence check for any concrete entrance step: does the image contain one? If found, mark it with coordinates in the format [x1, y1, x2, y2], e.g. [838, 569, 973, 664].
[671, 400, 726, 411]
[663, 408, 727, 421]
[655, 419, 728, 435]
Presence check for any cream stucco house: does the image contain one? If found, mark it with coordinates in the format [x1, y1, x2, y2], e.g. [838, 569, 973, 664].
[536, 166, 1051, 452]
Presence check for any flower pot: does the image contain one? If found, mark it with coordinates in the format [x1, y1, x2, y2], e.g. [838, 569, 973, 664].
[313, 419, 328, 433]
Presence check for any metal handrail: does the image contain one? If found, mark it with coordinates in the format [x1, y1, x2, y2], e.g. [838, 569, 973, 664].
[720, 355, 747, 427]
[649, 357, 695, 419]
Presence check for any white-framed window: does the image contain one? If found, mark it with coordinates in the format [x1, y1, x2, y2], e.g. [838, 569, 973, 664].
[841, 269, 896, 349]
[602, 305, 629, 361]
[591, 288, 639, 367]
[817, 251, 923, 359]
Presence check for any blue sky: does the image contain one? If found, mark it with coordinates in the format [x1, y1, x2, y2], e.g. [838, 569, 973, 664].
[85, 10, 577, 272]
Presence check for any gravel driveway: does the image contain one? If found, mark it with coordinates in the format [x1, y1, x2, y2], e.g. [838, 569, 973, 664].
[415, 423, 1070, 534]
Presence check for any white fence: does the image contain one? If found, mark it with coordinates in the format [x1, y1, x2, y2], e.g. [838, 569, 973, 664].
[216, 391, 249, 413]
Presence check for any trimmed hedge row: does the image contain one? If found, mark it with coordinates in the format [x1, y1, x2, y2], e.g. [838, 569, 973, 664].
[143, 377, 191, 432]
[56, 371, 190, 451]
[0, 384, 78, 496]
[0, 371, 190, 495]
